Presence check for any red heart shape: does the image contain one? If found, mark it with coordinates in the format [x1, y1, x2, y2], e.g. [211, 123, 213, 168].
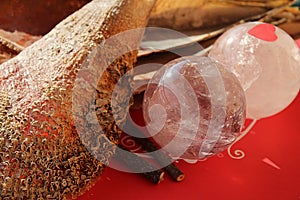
[296, 39, 300, 49]
[248, 23, 278, 42]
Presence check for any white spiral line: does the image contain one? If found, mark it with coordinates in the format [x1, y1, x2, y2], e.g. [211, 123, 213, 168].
[120, 135, 143, 153]
[227, 119, 257, 159]
[198, 58, 227, 159]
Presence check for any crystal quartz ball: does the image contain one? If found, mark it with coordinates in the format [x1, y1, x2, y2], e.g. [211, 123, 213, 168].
[143, 56, 246, 161]
[209, 22, 300, 119]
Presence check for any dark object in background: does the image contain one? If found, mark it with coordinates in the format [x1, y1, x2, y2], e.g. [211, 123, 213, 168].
[293, 0, 300, 8]
[0, 0, 91, 35]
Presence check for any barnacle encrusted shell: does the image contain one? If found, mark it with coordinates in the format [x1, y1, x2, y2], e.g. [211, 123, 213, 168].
[0, 0, 155, 199]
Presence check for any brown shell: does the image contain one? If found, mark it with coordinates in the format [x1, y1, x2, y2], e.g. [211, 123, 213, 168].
[148, 0, 295, 30]
[0, 0, 155, 199]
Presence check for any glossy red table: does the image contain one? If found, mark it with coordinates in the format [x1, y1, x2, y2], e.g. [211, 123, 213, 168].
[78, 88, 300, 200]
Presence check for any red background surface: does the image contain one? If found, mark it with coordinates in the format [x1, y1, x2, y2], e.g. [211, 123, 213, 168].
[78, 91, 300, 200]
[78, 40, 300, 200]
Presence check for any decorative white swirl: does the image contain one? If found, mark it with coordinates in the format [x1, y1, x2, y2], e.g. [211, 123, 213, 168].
[227, 147, 245, 160]
[120, 135, 143, 153]
[227, 119, 257, 159]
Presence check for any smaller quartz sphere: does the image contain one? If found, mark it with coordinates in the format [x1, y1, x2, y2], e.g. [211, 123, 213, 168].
[209, 22, 300, 119]
[143, 56, 246, 161]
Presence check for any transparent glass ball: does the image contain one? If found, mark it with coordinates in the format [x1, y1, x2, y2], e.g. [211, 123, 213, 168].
[209, 22, 300, 119]
[143, 56, 246, 161]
